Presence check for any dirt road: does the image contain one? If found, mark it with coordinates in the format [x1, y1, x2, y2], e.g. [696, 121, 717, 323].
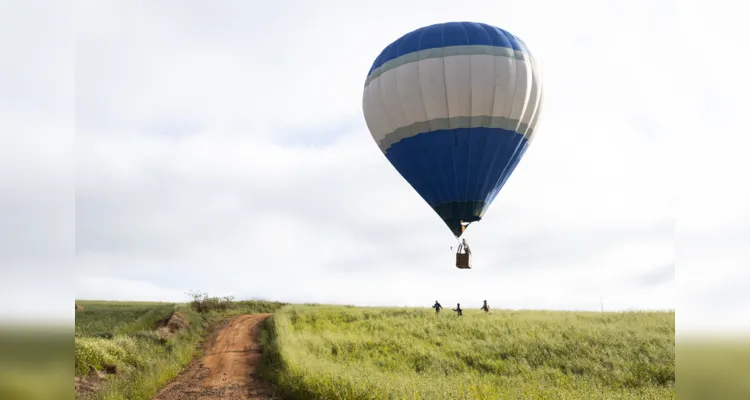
[153, 314, 281, 400]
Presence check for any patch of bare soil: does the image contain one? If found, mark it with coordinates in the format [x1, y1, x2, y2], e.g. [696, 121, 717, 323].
[156, 311, 190, 338]
[75, 365, 117, 395]
[152, 314, 282, 400]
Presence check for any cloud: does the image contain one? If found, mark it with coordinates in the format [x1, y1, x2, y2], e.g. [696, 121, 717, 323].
[22, 0, 750, 328]
[68, 0, 682, 314]
[632, 263, 675, 288]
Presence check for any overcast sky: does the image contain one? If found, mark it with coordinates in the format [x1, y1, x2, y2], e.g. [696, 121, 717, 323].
[1, 1, 747, 334]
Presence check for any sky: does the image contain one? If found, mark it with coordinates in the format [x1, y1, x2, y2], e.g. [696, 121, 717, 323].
[1, 0, 747, 335]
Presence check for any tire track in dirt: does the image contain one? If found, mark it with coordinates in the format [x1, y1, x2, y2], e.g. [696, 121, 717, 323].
[153, 314, 282, 400]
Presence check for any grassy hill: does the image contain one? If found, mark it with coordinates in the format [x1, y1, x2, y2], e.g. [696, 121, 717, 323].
[70, 297, 676, 399]
[259, 305, 675, 399]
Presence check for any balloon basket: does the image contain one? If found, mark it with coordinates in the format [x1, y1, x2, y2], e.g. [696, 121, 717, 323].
[456, 253, 472, 269]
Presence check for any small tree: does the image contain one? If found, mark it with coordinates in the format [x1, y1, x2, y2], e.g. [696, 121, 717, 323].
[185, 290, 235, 313]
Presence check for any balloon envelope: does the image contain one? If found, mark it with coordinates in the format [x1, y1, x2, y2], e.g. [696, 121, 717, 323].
[362, 21, 543, 237]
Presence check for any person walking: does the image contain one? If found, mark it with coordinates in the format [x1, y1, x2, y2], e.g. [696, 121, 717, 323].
[453, 303, 463, 316]
[432, 300, 443, 314]
[481, 300, 490, 314]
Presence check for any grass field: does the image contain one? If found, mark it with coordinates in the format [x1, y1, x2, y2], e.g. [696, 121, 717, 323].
[60, 298, 750, 399]
[74, 297, 286, 400]
[75, 301, 204, 400]
[259, 305, 675, 399]
[75, 301, 176, 337]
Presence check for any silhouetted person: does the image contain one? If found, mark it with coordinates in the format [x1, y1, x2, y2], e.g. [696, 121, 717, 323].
[462, 238, 471, 255]
[432, 300, 443, 314]
[481, 300, 490, 314]
[453, 303, 462, 316]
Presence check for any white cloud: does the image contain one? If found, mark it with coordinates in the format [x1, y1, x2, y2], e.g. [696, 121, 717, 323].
[10, 0, 748, 333]
[70, 0, 678, 314]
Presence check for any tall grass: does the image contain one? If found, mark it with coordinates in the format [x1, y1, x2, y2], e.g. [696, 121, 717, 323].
[259, 306, 675, 399]
[75, 304, 206, 400]
[75, 302, 175, 337]
[185, 291, 286, 317]
[74, 296, 288, 400]
[80, 306, 206, 400]
[203, 299, 287, 318]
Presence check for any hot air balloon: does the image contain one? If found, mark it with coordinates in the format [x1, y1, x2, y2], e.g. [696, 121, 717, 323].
[362, 21, 543, 268]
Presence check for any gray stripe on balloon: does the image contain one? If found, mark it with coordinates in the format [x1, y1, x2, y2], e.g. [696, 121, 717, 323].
[378, 116, 535, 153]
[364, 45, 527, 87]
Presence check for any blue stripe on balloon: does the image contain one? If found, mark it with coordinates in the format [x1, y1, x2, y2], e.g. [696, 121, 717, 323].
[368, 22, 522, 76]
[384, 128, 528, 208]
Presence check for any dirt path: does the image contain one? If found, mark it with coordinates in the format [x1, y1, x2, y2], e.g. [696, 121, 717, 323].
[153, 314, 282, 400]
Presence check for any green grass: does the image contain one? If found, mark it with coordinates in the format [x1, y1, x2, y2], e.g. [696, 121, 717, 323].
[70, 299, 680, 399]
[74, 298, 287, 400]
[75, 301, 176, 337]
[75, 303, 206, 400]
[259, 306, 675, 400]
[202, 299, 288, 319]
[78, 307, 207, 400]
